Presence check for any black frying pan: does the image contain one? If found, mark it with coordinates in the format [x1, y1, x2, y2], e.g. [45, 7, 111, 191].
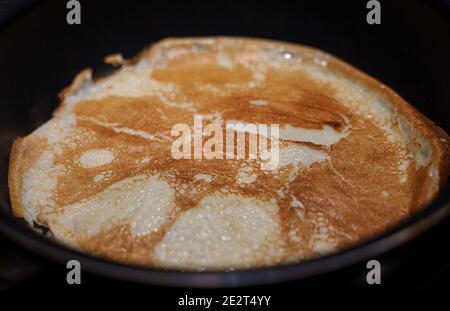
[0, 0, 449, 288]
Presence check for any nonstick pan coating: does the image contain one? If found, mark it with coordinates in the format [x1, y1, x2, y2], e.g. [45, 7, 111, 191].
[0, 0, 449, 287]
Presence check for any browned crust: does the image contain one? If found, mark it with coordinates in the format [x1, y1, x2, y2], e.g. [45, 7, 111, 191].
[9, 36, 450, 227]
[321, 45, 450, 193]
[8, 136, 48, 219]
[165, 37, 449, 196]
[8, 138, 25, 218]
[127, 37, 449, 194]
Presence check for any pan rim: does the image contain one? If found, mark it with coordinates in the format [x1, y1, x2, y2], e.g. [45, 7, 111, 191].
[0, 186, 448, 288]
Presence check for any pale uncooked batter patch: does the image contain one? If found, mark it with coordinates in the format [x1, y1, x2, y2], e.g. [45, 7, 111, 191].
[154, 192, 283, 269]
[46, 174, 175, 241]
[79, 149, 114, 168]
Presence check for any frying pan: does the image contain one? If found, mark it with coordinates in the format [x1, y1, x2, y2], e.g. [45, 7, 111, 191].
[0, 0, 449, 288]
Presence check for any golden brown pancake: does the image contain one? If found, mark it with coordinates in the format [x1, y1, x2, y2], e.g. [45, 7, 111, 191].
[8, 37, 450, 270]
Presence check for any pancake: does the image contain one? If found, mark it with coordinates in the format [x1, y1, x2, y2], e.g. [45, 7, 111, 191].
[8, 37, 450, 270]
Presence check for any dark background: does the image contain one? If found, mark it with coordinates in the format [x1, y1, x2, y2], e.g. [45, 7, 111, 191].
[0, 0, 449, 135]
[0, 0, 449, 292]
